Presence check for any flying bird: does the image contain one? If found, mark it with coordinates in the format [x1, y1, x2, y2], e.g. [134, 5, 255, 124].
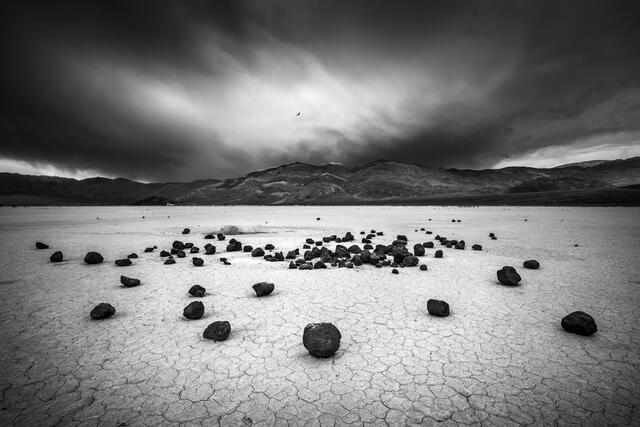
[296, 112, 301, 116]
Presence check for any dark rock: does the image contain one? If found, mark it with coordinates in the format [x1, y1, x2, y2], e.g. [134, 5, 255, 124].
[217, 233, 225, 241]
[561, 311, 597, 336]
[345, 262, 354, 268]
[115, 258, 132, 267]
[160, 250, 171, 257]
[90, 303, 115, 320]
[144, 247, 154, 253]
[251, 247, 265, 257]
[396, 235, 408, 242]
[363, 244, 373, 250]
[84, 252, 104, 265]
[252, 282, 274, 297]
[299, 263, 313, 270]
[303, 323, 341, 358]
[402, 255, 419, 267]
[120, 275, 140, 287]
[189, 285, 206, 297]
[203, 321, 231, 341]
[360, 250, 371, 263]
[289, 261, 297, 269]
[489, 233, 495, 238]
[424, 242, 434, 248]
[183, 301, 204, 319]
[315, 241, 323, 246]
[497, 266, 521, 286]
[50, 251, 63, 262]
[286, 250, 297, 259]
[523, 260, 540, 269]
[420, 264, 428, 271]
[413, 244, 425, 256]
[204, 234, 215, 239]
[170, 248, 179, 255]
[274, 251, 285, 261]
[426, 231, 433, 234]
[427, 299, 450, 317]
[392, 268, 399, 274]
[190, 247, 199, 253]
[164, 258, 176, 265]
[192, 257, 204, 267]
[176, 250, 186, 258]
[226, 241, 242, 252]
[243, 245, 253, 252]
[36, 242, 49, 249]
[204, 244, 216, 255]
[361, 238, 372, 244]
[265, 244, 275, 250]
[351, 255, 363, 266]
[435, 250, 443, 258]
[348, 245, 362, 254]
[223, 261, 231, 265]
[303, 244, 311, 249]
[306, 238, 315, 244]
[172, 240, 185, 250]
[472, 244, 482, 251]
[184, 243, 194, 249]
[314, 261, 327, 269]
[454, 243, 465, 250]
[127, 253, 138, 259]
[182, 228, 190, 234]
[323, 236, 332, 243]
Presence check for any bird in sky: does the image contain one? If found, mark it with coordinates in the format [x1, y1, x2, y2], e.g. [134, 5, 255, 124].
[296, 112, 301, 116]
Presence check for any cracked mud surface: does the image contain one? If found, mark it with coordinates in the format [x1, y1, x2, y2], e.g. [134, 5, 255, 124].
[1, 206, 639, 426]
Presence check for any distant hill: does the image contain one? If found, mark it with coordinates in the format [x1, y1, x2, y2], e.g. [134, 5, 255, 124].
[1, 157, 639, 206]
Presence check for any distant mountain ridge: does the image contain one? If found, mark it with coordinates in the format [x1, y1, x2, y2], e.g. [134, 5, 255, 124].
[1, 157, 639, 206]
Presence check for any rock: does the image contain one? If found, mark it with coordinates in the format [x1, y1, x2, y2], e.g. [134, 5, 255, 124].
[420, 264, 428, 271]
[396, 235, 408, 242]
[160, 250, 171, 257]
[183, 301, 204, 319]
[144, 247, 154, 253]
[497, 266, 521, 286]
[204, 244, 216, 255]
[316, 217, 321, 220]
[392, 268, 399, 274]
[424, 242, 434, 248]
[303, 323, 341, 358]
[348, 245, 362, 254]
[402, 255, 419, 267]
[427, 299, 450, 317]
[203, 321, 231, 341]
[120, 275, 140, 287]
[289, 261, 297, 269]
[413, 244, 425, 256]
[192, 257, 204, 267]
[489, 233, 495, 238]
[164, 258, 176, 265]
[435, 250, 443, 258]
[315, 241, 323, 246]
[50, 251, 63, 262]
[252, 282, 274, 297]
[251, 247, 265, 257]
[472, 244, 482, 251]
[243, 245, 253, 252]
[523, 260, 540, 269]
[360, 250, 371, 263]
[176, 250, 186, 258]
[561, 311, 597, 336]
[306, 238, 314, 245]
[182, 228, 190, 234]
[286, 250, 298, 259]
[314, 261, 327, 269]
[35, 242, 49, 249]
[217, 233, 225, 241]
[265, 243, 275, 250]
[184, 243, 194, 249]
[455, 243, 465, 250]
[273, 251, 285, 261]
[127, 253, 138, 259]
[90, 303, 116, 320]
[345, 262, 354, 268]
[351, 255, 363, 266]
[172, 240, 185, 250]
[190, 247, 199, 253]
[204, 234, 215, 239]
[299, 263, 313, 270]
[226, 241, 242, 252]
[189, 285, 206, 297]
[84, 252, 104, 265]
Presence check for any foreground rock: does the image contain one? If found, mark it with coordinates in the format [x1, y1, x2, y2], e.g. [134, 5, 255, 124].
[84, 252, 104, 265]
[189, 285, 206, 297]
[303, 323, 341, 358]
[192, 257, 204, 267]
[523, 259, 540, 269]
[251, 247, 265, 257]
[561, 311, 597, 336]
[203, 321, 231, 341]
[115, 258, 132, 267]
[120, 275, 141, 287]
[497, 266, 521, 286]
[50, 251, 63, 262]
[183, 301, 205, 319]
[35, 242, 49, 249]
[252, 282, 274, 297]
[427, 299, 450, 317]
[90, 303, 115, 320]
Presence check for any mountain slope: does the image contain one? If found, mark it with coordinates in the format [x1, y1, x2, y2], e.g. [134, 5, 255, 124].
[1, 157, 638, 206]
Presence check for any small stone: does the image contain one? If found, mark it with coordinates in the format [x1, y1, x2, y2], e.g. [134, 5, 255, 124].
[497, 266, 521, 286]
[289, 261, 297, 269]
[120, 275, 140, 287]
[427, 299, 450, 317]
[192, 257, 204, 267]
[90, 303, 115, 320]
[561, 311, 597, 336]
[84, 252, 104, 265]
[144, 247, 154, 253]
[420, 264, 428, 271]
[402, 255, 419, 267]
[472, 244, 482, 251]
[189, 285, 206, 297]
[190, 247, 199, 253]
[243, 245, 253, 252]
[50, 251, 63, 262]
[314, 261, 327, 269]
[523, 260, 540, 269]
[392, 268, 399, 274]
[303, 323, 341, 358]
[265, 243, 275, 250]
[164, 258, 175, 265]
[35, 242, 49, 249]
[176, 250, 186, 258]
[127, 253, 138, 259]
[251, 247, 265, 257]
[204, 234, 215, 239]
[172, 240, 185, 250]
[434, 250, 443, 258]
[413, 244, 425, 256]
[182, 228, 190, 234]
[217, 233, 225, 241]
[203, 321, 231, 341]
[183, 301, 204, 319]
[204, 244, 216, 255]
[160, 250, 171, 257]
[252, 282, 274, 297]
[115, 258, 132, 267]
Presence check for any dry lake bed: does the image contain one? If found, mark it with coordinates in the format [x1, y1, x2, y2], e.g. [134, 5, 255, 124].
[0, 206, 639, 426]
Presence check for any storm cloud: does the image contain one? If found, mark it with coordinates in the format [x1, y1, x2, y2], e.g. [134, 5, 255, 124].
[1, 0, 639, 180]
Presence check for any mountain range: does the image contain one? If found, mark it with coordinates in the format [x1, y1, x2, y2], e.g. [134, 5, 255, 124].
[1, 157, 639, 206]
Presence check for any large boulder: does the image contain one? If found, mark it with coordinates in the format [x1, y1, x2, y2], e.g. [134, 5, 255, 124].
[120, 275, 140, 287]
[192, 257, 204, 267]
[523, 260, 540, 269]
[189, 285, 206, 297]
[497, 266, 521, 286]
[252, 282, 274, 297]
[561, 311, 597, 336]
[203, 321, 231, 341]
[84, 252, 104, 265]
[427, 299, 450, 317]
[115, 258, 132, 267]
[50, 251, 63, 262]
[90, 303, 116, 320]
[413, 244, 425, 256]
[35, 242, 49, 249]
[251, 247, 265, 257]
[183, 301, 205, 319]
[303, 323, 341, 358]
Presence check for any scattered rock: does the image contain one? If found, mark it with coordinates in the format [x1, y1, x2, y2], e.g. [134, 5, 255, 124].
[183, 301, 204, 319]
[160, 250, 171, 257]
[84, 252, 104, 265]
[192, 257, 204, 267]
[243, 245, 253, 252]
[303, 323, 341, 358]
[172, 240, 185, 250]
[392, 268, 399, 274]
[314, 261, 327, 269]
[402, 255, 419, 267]
[120, 275, 140, 287]
[127, 253, 138, 259]
[217, 233, 225, 241]
[226, 241, 242, 252]
[50, 251, 63, 262]
[497, 266, 521, 286]
[427, 299, 450, 317]
[190, 247, 199, 253]
[176, 251, 186, 258]
[472, 244, 482, 251]
[523, 259, 540, 269]
[561, 311, 597, 336]
[424, 242, 434, 248]
[251, 247, 265, 257]
[90, 303, 115, 320]
[265, 244, 275, 250]
[396, 235, 408, 242]
[182, 228, 190, 234]
[434, 250, 443, 258]
[420, 264, 428, 271]
[204, 244, 216, 255]
[413, 244, 425, 256]
[35, 242, 49, 249]
[189, 285, 206, 297]
[144, 247, 154, 253]
[184, 243, 194, 249]
[252, 282, 274, 297]
[203, 321, 231, 341]
[289, 261, 297, 269]
[164, 258, 175, 265]
[204, 234, 215, 239]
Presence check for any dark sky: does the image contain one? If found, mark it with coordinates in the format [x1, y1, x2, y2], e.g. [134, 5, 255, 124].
[1, 0, 639, 181]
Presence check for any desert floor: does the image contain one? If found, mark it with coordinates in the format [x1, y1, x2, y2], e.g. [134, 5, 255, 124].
[0, 206, 639, 426]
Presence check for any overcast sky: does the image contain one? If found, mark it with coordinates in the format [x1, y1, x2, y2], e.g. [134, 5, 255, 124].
[1, 0, 639, 181]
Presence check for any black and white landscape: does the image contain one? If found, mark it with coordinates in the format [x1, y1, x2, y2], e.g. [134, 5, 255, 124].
[1, 1, 639, 426]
